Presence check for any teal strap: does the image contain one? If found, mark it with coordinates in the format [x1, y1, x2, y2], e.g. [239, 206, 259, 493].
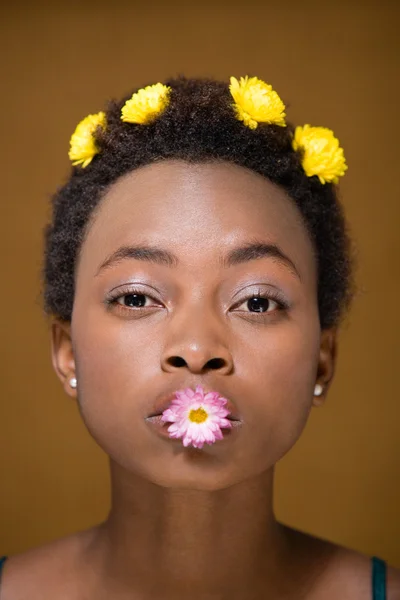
[372, 556, 387, 600]
[0, 556, 7, 581]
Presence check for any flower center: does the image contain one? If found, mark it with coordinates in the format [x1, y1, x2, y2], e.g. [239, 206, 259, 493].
[188, 407, 208, 424]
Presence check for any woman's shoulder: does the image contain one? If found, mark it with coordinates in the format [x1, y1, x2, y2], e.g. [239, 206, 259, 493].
[319, 545, 400, 600]
[282, 524, 400, 600]
[2, 525, 400, 599]
[0, 526, 98, 599]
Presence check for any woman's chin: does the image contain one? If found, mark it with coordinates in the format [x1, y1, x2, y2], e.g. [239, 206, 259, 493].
[138, 452, 249, 492]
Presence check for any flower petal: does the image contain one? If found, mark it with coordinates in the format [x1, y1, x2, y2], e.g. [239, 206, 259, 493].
[229, 75, 286, 129]
[293, 124, 347, 184]
[121, 83, 170, 125]
[161, 385, 232, 448]
[68, 112, 106, 168]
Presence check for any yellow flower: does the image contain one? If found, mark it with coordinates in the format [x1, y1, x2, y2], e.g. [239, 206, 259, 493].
[121, 83, 171, 124]
[229, 76, 286, 129]
[68, 112, 106, 168]
[293, 124, 347, 184]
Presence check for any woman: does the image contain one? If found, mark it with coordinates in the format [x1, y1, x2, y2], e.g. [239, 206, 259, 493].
[1, 76, 398, 598]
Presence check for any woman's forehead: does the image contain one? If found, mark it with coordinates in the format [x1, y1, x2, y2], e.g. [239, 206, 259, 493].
[80, 160, 315, 276]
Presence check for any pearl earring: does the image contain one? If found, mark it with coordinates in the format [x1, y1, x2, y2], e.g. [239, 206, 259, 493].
[69, 377, 77, 389]
[314, 383, 323, 397]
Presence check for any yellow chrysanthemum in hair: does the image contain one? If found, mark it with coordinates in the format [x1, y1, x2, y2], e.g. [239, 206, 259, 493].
[229, 76, 286, 129]
[121, 83, 171, 124]
[68, 112, 106, 168]
[293, 124, 347, 184]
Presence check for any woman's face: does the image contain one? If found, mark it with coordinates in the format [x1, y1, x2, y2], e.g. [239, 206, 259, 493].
[54, 160, 335, 491]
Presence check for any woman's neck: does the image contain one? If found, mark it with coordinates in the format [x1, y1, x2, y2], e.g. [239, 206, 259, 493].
[86, 462, 302, 599]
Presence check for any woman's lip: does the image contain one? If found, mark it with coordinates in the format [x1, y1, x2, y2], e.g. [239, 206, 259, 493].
[145, 415, 242, 440]
[144, 415, 182, 439]
[145, 415, 236, 427]
[147, 388, 242, 421]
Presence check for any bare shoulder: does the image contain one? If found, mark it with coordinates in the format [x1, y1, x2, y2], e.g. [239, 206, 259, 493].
[282, 524, 400, 600]
[0, 526, 99, 600]
[387, 562, 400, 600]
[324, 545, 400, 600]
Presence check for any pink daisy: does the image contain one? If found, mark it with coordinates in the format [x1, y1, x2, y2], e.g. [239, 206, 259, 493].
[161, 385, 232, 449]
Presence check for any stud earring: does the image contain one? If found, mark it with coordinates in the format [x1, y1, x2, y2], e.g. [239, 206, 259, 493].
[314, 383, 323, 397]
[69, 377, 77, 389]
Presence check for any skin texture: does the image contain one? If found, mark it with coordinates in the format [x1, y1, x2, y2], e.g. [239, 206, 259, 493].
[2, 161, 400, 599]
[69, 160, 331, 491]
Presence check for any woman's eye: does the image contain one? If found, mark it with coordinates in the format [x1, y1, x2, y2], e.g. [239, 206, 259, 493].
[115, 293, 159, 309]
[108, 290, 284, 315]
[235, 295, 280, 314]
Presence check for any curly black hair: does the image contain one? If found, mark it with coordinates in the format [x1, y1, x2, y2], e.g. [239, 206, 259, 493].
[43, 76, 353, 329]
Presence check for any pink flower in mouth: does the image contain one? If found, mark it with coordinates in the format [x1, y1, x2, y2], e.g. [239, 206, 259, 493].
[161, 385, 232, 449]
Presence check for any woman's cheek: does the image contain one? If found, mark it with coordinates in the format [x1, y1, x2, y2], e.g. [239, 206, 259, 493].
[70, 335, 150, 458]
[244, 320, 320, 461]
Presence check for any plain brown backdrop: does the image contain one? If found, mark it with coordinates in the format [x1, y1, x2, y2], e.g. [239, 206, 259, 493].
[0, 0, 399, 565]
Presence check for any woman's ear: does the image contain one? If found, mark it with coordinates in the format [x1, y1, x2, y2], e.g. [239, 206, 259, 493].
[312, 327, 338, 407]
[51, 319, 77, 398]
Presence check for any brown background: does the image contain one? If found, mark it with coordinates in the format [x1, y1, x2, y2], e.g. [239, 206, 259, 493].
[0, 0, 399, 565]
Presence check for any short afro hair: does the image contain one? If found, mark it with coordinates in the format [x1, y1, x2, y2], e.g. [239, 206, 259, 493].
[43, 76, 353, 329]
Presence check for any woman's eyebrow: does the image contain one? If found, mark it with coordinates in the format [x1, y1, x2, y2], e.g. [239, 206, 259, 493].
[96, 241, 300, 279]
[224, 241, 300, 278]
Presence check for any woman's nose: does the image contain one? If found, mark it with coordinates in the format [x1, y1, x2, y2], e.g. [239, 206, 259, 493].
[162, 349, 233, 375]
[160, 319, 234, 375]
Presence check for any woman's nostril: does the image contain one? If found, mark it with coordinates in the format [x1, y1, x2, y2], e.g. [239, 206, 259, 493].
[165, 356, 227, 370]
[168, 356, 187, 368]
[207, 358, 226, 370]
